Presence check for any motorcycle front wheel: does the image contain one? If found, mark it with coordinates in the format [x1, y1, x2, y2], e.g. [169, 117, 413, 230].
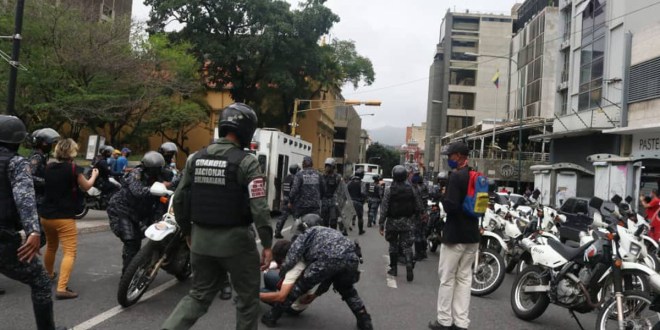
[511, 265, 550, 321]
[74, 206, 89, 220]
[471, 248, 506, 297]
[596, 290, 660, 330]
[117, 242, 160, 307]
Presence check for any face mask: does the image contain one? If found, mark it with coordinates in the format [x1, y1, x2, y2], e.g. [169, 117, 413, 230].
[447, 159, 459, 169]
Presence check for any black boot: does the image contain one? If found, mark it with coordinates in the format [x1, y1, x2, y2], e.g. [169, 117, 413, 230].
[33, 301, 62, 330]
[415, 242, 428, 261]
[405, 255, 414, 282]
[387, 253, 397, 276]
[261, 306, 283, 328]
[356, 311, 374, 330]
[218, 283, 232, 300]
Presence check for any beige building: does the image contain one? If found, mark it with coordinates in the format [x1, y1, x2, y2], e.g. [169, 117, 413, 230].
[333, 103, 362, 175]
[406, 122, 426, 150]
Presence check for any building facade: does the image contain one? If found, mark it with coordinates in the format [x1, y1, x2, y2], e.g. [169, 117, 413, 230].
[406, 122, 427, 151]
[333, 103, 362, 175]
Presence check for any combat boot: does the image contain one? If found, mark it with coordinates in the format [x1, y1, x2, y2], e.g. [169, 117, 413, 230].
[405, 255, 414, 282]
[356, 311, 374, 330]
[33, 301, 67, 330]
[387, 253, 397, 276]
[261, 307, 283, 328]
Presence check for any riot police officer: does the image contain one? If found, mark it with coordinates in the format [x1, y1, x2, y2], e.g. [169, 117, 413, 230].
[158, 141, 181, 189]
[411, 171, 429, 261]
[107, 152, 171, 274]
[28, 128, 60, 208]
[274, 164, 299, 238]
[289, 156, 323, 218]
[348, 168, 366, 235]
[321, 158, 342, 229]
[93, 145, 117, 194]
[162, 103, 273, 330]
[366, 175, 383, 228]
[0, 116, 66, 330]
[379, 165, 423, 282]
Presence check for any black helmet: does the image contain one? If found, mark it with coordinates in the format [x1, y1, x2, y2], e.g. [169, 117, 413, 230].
[372, 175, 381, 182]
[141, 151, 165, 168]
[392, 165, 407, 182]
[297, 214, 323, 232]
[302, 156, 313, 168]
[99, 145, 114, 157]
[218, 103, 258, 148]
[31, 128, 60, 146]
[158, 142, 178, 154]
[354, 167, 364, 179]
[0, 115, 28, 144]
[289, 163, 300, 175]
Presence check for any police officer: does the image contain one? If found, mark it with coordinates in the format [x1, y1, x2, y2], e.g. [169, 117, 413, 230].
[411, 171, 429, 261]
[28, 128, 60, 208]
[158, 142, 181, 189]
[261, 224, 373, 329]
[0, 116, 66, 330]
[289, 156, 323, 218]
[321, 157, 342, 229]
[162, 103, 273, 330]
[379, 165, 423, 282]
[107, 151, 171, 274]
[93, 145, 116, 194]
[348, 168, 366, 235]
[366, 175, 383, 228]
[274, 164, 299, 238]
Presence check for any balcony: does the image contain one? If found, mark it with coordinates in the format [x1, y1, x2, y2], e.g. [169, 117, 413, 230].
[469, 149, 550, 162]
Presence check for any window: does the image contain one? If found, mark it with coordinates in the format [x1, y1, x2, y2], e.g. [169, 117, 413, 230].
[575, 200, 589, 214]
[446, 116, 474, 133]
[452, 17, 479, 31]
[559, 90, 569, 115]
[578, 0, 606, 110]
[101, 0, 114, 21]
[449, 69, 476, 86]
[451, 39, 478, 61]
[560, 198, 576, 212]
[448, 92, 475, 110]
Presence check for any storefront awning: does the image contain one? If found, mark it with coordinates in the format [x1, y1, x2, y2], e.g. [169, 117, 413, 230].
[602, 123, 660, 135]
[528, 127, 608, 142]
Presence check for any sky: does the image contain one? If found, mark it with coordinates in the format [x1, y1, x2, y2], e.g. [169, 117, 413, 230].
[131, 0, 521, 130]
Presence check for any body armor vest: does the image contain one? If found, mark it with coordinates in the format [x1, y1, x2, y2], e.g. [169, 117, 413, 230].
[282, 174, 294, 198]
[0, 152, 19, 229]
[322, 173, 340, 198]
[367, 182, 381, 199]
[190, 147, 252, 227]
[388, 183, 416, 218]
[348, 179, 364, 202]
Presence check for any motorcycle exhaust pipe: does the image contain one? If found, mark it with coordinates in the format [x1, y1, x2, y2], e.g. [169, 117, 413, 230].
[566, 273, 602, 309]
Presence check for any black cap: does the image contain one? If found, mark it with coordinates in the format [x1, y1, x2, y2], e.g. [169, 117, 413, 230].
[440, 141, 469, 156]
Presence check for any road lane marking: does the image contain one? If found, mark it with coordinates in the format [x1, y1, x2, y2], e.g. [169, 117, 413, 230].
[383, 255, 397, 289]
[75, 224, 292, 329]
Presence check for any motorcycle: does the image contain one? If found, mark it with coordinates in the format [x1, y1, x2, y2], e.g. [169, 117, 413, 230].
[74, 171, 121, 219]
[117, 182, 192, 307]
[511, 197, 660, 330]
[426, 202, 445, 253]
[471, 206, 507, 297]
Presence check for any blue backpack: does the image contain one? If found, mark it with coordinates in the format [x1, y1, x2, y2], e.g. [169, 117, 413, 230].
[462, 170, 489, 218]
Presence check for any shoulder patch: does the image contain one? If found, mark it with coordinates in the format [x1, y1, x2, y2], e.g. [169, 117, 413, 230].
[248, 177, 266, 199]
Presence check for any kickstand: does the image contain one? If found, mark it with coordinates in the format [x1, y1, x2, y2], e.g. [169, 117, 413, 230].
[568, 310, 585, 330]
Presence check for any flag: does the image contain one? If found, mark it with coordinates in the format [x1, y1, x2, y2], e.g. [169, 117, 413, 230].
[492, 69, 500, 89]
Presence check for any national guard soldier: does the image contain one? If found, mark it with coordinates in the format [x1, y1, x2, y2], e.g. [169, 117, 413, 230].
[411, 171, 429, 261]
[28, 128, 60, 208]
[0, 116, 67, 330]
[289, 156, 323, 218]
[107, 151, 171, 274]
[379, 165, 423, 282]
[366, 175, 383, 228]
[261, 222, 373, 330]
[162, 103, 273, 330]
[348, 168, 366, 235]
[274, 163, 299, 238]
[321, 157, 342, 229]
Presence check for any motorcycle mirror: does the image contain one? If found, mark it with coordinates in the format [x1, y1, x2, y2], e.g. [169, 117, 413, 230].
[625, 196, 634, 204]
[589, 197, 604, 210]
[611, 194, 622, 205]
[149, 182, 173, 196]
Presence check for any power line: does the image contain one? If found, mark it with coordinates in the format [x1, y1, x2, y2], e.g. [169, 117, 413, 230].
[345, 0, 660, 96]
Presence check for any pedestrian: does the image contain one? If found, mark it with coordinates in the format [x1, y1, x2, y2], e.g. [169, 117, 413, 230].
[261, 225, 373, 329]
[162, 103, 273, 330]
[366, 175, 382, 228]
[348, 168, 366, 235]
[114, 147, 131, 175]
[289, 156, 323, 219]
[642, 189, 660, 241]
[108, 149, 120, 176]
[274, 164, 299, 238]
[379, 165, 422, 281]
[107, 151, 171, 274]
[40, 138, 99, 300]
[411, 171, 429, 261]
[321, 158, 342, 230]
[0, 115, 67, 330]
[429, 141, 480, 330]
[28, 128, 61, 209]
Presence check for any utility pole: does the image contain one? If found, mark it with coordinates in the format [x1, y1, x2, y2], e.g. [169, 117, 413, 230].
[5, 0, 26, 115]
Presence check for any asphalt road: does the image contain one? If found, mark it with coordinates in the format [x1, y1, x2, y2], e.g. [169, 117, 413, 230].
[0, 212, 599, 330]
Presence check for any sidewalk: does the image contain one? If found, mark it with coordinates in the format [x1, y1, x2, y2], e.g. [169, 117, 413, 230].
[76, 210, 110, 234]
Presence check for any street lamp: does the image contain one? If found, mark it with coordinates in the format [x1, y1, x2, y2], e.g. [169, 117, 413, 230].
[465, 52, 524, 193]
[290, 99, 381, 136]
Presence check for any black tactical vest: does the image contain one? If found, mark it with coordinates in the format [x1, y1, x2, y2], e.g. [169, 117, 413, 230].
[348, 179, 364, 202]
[322, 173, 340, 198]
[282, 174, 294, 198]
[0, 152, 19, 230]
[388, 183, 416, 218]
[190, 147, 252, 227]
[367, 182, 381, 199]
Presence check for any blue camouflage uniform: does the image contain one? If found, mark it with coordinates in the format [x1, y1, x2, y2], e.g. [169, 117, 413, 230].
[321, 172, 342, 229]
[0, 146, 55, 328]
[289, 167, 324, 218]
[347, 176, 366, 233]
[263, 227, 371, 328]
[274, 173, 295, 236]
[379, 181, 423, 268]
[412, 180, 430, 260]
[106, 167, 162, 273]
[366, 181, 382, 227]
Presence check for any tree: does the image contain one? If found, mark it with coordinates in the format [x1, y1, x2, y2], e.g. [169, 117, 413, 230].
[145, 0, 374, 129]
[366, 143, 401, 179]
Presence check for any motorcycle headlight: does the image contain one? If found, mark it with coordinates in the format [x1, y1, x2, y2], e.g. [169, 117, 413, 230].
[489, 220, 498, 230]
[629, 242, 642, 257]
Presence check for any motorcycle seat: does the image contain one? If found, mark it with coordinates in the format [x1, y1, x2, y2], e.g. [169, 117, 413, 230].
[547, 238, 593, 261]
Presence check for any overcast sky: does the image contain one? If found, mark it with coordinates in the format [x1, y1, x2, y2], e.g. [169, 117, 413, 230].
[132, 0, 521, 130]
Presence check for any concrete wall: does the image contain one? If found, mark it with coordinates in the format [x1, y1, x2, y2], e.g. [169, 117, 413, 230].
[550, 134, 619, 170]
[627, 21, 660, 128]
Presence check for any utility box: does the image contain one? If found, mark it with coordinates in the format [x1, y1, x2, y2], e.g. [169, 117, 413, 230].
[530, 163, 594, 208]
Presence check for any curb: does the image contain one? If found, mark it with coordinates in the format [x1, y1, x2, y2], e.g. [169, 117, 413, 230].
[77, 223, 110, 235]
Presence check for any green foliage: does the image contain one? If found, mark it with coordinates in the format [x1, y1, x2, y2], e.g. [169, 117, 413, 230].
[366, 143, 401, 179]
[145, 0, 375, 129]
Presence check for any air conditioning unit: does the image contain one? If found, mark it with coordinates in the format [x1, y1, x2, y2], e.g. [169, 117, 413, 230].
[557, 81, 568, 91]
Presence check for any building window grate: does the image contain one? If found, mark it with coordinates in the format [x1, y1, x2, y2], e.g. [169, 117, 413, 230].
[629, 56, 660, 103]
